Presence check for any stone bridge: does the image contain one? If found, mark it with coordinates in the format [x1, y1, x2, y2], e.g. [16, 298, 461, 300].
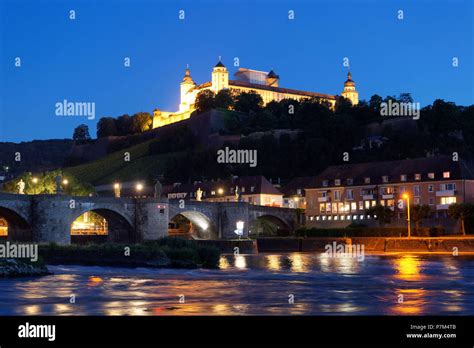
[0, 193, 300, 244]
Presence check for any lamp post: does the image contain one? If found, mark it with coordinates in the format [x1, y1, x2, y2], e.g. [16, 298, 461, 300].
[136, 183, 143, 197]
[402, 193, 411, 239]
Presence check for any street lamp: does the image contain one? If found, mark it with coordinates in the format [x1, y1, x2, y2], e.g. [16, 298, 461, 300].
[136, 183, 143, 197]
[218, 188, 224, 195]
[62, 179, 69, 185]
[402, 193, 411, 239]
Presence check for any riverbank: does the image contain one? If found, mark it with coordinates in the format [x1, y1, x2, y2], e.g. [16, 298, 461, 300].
[255, 237, 474, 253]
[0, 258, 51, 278]
[38, 238, 221, 269]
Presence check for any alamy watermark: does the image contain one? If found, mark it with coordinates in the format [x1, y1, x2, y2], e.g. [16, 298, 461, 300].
[324, 242, 365, 262]
[0, 242, 38, 262]
[217, 147, 257, 168]
[55, 99, 95, 120]
[380, 100, 420, 120]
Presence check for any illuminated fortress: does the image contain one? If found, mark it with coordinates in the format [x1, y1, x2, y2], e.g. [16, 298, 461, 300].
[152, 60, 359, 129]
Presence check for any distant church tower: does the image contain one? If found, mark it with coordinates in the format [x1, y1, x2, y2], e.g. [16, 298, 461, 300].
[211, 59, 229, 93]
[341, 70, 359, 105]
[179, 66, 196, 112]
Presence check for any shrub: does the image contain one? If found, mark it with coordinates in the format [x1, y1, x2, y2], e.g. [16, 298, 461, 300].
[197, 245, 221, 268]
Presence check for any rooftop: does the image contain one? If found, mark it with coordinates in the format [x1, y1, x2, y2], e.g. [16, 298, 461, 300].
[307, 156, 474, 188]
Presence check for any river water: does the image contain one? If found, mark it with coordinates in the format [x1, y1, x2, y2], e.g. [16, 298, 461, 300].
[0, 253, 473, 315]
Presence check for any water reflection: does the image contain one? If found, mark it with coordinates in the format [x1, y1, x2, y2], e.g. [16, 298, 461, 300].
[0, 254, 473, 315]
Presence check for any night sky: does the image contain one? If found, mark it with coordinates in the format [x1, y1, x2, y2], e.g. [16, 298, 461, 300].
[0, 0, 472, 142]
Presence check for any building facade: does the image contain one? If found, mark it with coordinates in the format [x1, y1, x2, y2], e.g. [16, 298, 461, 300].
[153, 60, 358, 128]
[304, 156, 474, 228]
[166, 175, 283, 207]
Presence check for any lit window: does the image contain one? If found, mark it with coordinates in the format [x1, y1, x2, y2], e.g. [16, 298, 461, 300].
[443, 172, 450, 178]
[428, 173, 435, 179]
[360, 215, 364, 220]
[335, 179, 341, 186]
[334, 216, 339, 220]
[316, 216, 320, 221]
[441, 197, 456, 204]
[414, 197, 421, 205]
[382, 175, 389, 183]
[251, 186, 255, 192]
[400, 175, 407, 182]
[211, 191, 216, 195]
[296, 189, 302, 195]
[415, 174, 421, 181]
[351, 202, 357, 211]
[328, 216, 332, 220]
[334, 191, 341, 201]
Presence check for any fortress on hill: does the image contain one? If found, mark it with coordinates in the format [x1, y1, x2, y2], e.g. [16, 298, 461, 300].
[152, 60, 359, 129]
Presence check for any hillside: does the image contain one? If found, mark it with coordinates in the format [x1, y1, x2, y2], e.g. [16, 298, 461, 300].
[64, 139, 180, 185]
[0, 139, 73, 174]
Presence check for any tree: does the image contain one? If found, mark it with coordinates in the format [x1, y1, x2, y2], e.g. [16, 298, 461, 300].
[448, 203, 474, 235]
[366, 205, 394, 227]
[214, 89, 234, 110]
[96, 117, 117, 138]
[116, 114, 133, 136]
[411, 204, 431, 230]
[72, 124, 91, 143]
[234, 91, 263, 114]
[131, 112, 152, 133]
[195, 90, 215, 113]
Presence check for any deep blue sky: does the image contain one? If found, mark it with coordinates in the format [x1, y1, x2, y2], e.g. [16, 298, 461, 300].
[0, 0, 473, 142]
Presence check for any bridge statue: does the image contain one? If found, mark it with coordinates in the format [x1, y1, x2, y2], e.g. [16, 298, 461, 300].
[196, 187, 203, 201]
[235, 186, 242, 202]
[17, 179, 25, 195]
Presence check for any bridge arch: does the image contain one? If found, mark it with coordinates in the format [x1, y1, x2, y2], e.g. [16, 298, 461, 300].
[0, 206, 32, 242]
[70, 208, 135, 244]
[169, 211, 218, 240]
[249, 214, 291, 238]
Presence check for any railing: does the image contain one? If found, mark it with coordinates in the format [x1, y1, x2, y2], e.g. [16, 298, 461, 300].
[71, 227, 108, 235]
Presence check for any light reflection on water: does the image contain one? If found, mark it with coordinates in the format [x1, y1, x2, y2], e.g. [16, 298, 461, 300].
[0, 253, 473, 315]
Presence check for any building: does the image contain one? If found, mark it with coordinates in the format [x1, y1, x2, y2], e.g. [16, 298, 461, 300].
[304, 156, 474, 228]
[166, 175, 283, 207]
[281, 176, 313, 209]
[153, 60, 359, 128]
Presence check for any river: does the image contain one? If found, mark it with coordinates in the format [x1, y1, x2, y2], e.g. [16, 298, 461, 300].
[0, 253, 473, 315]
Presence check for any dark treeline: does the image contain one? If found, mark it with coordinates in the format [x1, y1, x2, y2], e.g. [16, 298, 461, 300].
[96, 112, 153, 138]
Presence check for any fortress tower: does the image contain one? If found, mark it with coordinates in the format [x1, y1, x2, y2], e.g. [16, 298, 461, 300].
[211, 59, 229, 93]
[341, 70, 359, 105]
[179, 67, 196, 112]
